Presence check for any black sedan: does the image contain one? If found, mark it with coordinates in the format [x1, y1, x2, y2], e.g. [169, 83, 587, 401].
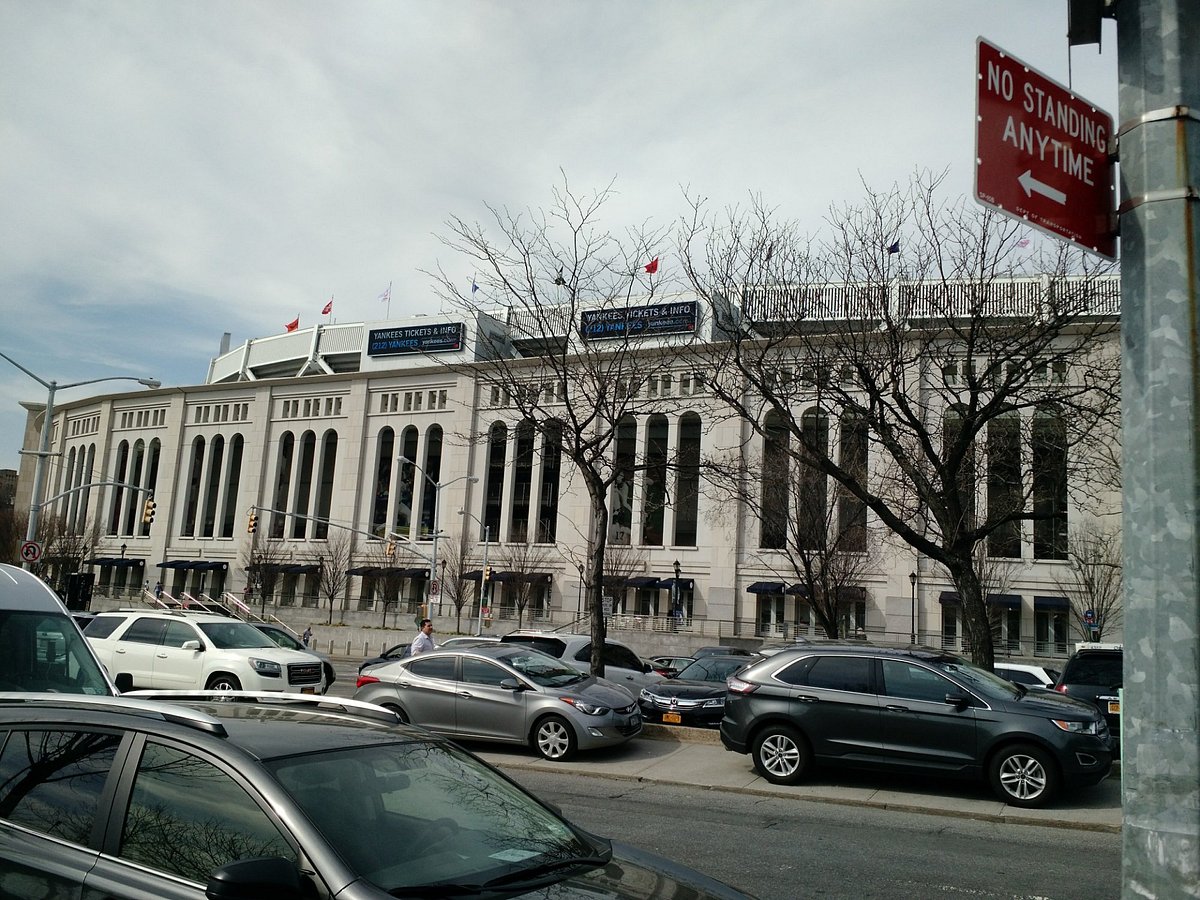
[638, 655, 755, 727]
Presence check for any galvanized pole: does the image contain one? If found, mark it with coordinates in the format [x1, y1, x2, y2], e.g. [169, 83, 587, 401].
[1115, 0, 1200, 893]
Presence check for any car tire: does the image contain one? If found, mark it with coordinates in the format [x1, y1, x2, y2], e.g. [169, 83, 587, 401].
[751, 725, 810, 785]
[205, 673, 242, 692]
[989, 743, 1060, 808]
[532, 715, 577, 761]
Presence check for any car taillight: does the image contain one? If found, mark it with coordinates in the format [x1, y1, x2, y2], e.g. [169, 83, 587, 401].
[727, 676, 758, 695]
[1054, 684, 1067, 693]
[356, 674, 380, 689]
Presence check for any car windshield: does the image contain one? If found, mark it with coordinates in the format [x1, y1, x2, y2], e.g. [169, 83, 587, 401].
[198, 621, 276, 650]
[928, 656, 1022, 700]
[675, 657, 746, 682]
[267, 739, 604, 894]
[260, 627, 303, 651]
[1065, 655, 1122, 685]
[0, 611, 112, 695]
[497, 649, 585, 687]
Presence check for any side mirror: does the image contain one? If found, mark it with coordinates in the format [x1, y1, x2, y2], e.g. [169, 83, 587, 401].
[642, 662, 652, 673]
[182, 640, 203, 651]
[499, 678, 525, 692]
[205, 856, 305, 900]
[944, 693, 971, 711]
[114, 672, 134, 693]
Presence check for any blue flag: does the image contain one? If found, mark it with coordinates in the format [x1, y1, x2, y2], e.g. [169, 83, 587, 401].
[887, 241, 900, 254]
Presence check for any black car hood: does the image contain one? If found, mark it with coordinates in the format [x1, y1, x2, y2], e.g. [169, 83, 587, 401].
[527, 842, 753, 899]
[998, 688, 1103, 718]
[644, 679, 726, 700]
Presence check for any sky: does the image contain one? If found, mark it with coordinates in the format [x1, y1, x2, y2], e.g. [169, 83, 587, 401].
[0, 1, 1119, 472]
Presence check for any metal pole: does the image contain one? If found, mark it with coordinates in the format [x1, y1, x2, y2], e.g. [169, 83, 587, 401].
[475, 525, 490, 636]
[429, 483, 439, 617]
[1116, 0, 1200, 893]
[23, 380, 56, 566]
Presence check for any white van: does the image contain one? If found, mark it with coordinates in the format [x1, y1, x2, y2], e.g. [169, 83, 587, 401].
[0, 563, 115, 694]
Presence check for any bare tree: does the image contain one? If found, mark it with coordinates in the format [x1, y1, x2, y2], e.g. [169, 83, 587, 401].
[679, 171, 1120, 668]
[492, 540, 555, 629]
[0, 506, 24, 566]
[243, 538, 294, 619]
[438, 528, 476, 633]
[427, 176, 676, 676]
[1053, 520, 1123, 642]
[314, 530, 353, 625]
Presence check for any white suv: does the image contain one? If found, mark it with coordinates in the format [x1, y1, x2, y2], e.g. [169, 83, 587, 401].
[84, 611, 326, 693]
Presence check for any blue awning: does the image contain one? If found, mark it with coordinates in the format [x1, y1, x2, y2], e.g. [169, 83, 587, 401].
[346, 565, 381, 576]
[987, 593, 1022, 609]
[747, 581, 788, 594]
[656, 577, 695, 591]
[492, 571, 553, 583]
[626, 576, 661, 588]
[939, 591, 960, 605]
[1034, 595, 1070, 611]
[785, 584, 810, 597]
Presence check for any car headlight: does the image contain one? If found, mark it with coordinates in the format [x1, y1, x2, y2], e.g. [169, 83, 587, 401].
[701, 697, 726, 709]
[561, 697, 611, 716]
[1051, 718, 1100, 734]
[249, 658, 282, 677]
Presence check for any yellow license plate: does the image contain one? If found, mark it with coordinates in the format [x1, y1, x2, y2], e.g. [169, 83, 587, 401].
[301, 686, 315, 695]
[1107, 700, 1120, 714]
[662, 712, 682, 724]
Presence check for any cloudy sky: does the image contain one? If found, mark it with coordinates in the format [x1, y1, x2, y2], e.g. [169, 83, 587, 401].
[0, 1, 1118, 472]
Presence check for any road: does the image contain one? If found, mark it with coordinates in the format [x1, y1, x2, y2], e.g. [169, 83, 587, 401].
[501, 769, 1121, 900]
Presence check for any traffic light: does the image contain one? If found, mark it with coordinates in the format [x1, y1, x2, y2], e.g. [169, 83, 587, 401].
[482, 565, 493, 583]
[385, 540, 395, 557]
[247, 511, 258, 534]
[142, 497, 156, 526]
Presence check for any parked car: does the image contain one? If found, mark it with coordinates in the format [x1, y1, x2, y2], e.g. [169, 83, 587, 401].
[1055, 643, 1123, 753]
[0, 692, 751, 899]
[649, 654, 694, 677]
[355, 644, 642, 760]
[721, 644, 1114, 808]
[692, 646, 755, 659]
[252, 622, 336, 692]
[994, 661, 1061, 690]
[85, 610, 326, 693]
[439, 635, 501, 649]
[0, 563, 114, 695]
[499, 630, 664, 690]
[358, 641, 412, 673]
[639, 655, 755, 727]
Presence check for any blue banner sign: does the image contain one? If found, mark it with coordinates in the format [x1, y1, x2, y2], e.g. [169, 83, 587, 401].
[368, 323, 464, 356]
[580, 301, 697, 340]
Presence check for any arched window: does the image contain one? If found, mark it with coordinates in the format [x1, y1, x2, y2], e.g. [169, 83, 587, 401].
[760, 410, 790, 550]
[510, 421, 535, 542]
[641, 414, 669, 546]
[314, 430, 338, 540]
[109, 441, 130, 535]
[1032, 405, 1068, 559]
[371, 427, 395, 538]
[218, 435, 242, 539]
[420, 425, 443, 537]
[987, 411, 1022, 558]
[942, 405, 976, 541]
[537, 421, 563, 544]
[292, 431, 317, 539]
[674, 413, 702, 547]
[837, 412, 867, 552]
[609, 417, 637, 545]
[483, 422, 507, 538]
[797, 409, 828, 549]
[269, 433, 293, 539]
[394, 426, 419, 538]
[182, 437, 206, 539]
[200, 435, 224, 538]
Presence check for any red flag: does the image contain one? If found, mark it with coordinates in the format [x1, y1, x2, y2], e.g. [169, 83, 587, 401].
[644, 257, 659, 275]
[321, 298, 333, 315]
[285, 317, 300, 332]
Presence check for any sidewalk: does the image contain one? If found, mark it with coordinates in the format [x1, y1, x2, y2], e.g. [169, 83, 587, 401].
[473, 724, 1123, 833]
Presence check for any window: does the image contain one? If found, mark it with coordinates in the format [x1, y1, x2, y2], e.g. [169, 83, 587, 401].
[162, 620, 200, 648]
[881, 660, 955, 703]
[806, 656, 873, 693]
[121, 618, 168, 645]
[460, 658, 509, 687]
[120, 741, 294, 883]
[603, 643, 644, 672]
[0, 729, 121, 844]
[408, 656, 456, 681]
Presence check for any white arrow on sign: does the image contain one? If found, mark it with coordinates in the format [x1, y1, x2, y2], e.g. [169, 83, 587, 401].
[1018, 170, 1067, 205]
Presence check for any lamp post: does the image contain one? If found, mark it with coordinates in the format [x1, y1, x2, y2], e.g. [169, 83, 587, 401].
[576, 563, 585, 616]
[1, 350, 159, 568]
[672, 559, 682, 631]
[909, 571, 918, 645]
[398, 455, 477, 615]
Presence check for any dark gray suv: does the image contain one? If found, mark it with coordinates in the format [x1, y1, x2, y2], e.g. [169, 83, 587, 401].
[720, 645, 1114, 808]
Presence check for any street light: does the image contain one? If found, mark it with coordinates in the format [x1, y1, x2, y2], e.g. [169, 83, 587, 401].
[1, 349, 159, 568]
[457, 506, 491, 636]
[909, 571, 918, 645]
[398, 455, 478, 615]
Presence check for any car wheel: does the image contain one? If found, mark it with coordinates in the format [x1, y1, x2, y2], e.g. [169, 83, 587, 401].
[751, 725, 810, 785]
[989, 743, 1060, 808]
[205, 673, 242, 692]
[381, 703, 410, 725]
[532, 715, 577, 761]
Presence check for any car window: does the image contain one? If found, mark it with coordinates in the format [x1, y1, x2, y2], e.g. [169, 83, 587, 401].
[120, 617, 168, 645]
[1065, 655, 1123, 685]
[0, 729, 121, 844]
[261, 628, 303, 651]
[775, 655, 818, 685]
[503, 635, 567, 658]
[408, 656, 457, 681]
[604, 643, 643, 671]
[0, 612, 113, 694]
[881, 660, 958, 703]
[162, 621, 200, 648]
[999, 669, 1039, 685]
[460, 657, 510, 687]
[83, 616, 126, 640]
[806, 656, 873, 693]
[119, 740, 294, 883]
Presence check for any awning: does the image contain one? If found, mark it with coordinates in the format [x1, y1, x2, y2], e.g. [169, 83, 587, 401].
[400, 567, 430, 579]
[746, 581, 788, 594]
[157, 560, 190, 570]
[282, 564, 319, 575]
[784, 584, 810, 597]
[462, 570, 483, 582]
[88, 557, 144, 568]
[838, 586, 867, 603]
[656, 577, 695, 591]
[939, 591, 960, 605]
[346, 565, 380, 576]
[626, 576, 661, 588]
[492, 571, 553, 583]
[1034, 595, 1070, 611]
[987, 593, 1022, 609]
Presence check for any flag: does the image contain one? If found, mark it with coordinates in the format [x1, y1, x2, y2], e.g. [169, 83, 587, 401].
[377, 282, 392, 303]
[285, 316, 300, 333]
[1017, 238, 1031, 248]
[321, 297, 333, 315]
[471, 277, 478, 294]
[644, 257, 659, 274]
[886, 241, 900, 255]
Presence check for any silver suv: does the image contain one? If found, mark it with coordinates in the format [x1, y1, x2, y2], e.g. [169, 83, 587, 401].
[85, 610, 325, 693]
[499, 631, 663, 690]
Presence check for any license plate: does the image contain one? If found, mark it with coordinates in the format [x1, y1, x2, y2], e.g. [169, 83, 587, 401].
[662, 712, 682, 724]
[1107, 700, 1120, 714]
[301, 686, 315, 695]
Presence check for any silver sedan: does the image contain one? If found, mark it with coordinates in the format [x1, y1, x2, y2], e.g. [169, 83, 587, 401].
[354, 644, 642, 760]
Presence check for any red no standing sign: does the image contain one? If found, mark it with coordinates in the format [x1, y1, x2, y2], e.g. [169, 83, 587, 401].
[975, 38, 1117, 259]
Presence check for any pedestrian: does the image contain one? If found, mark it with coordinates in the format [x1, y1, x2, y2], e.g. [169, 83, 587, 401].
[409, 618, 436, 656]
[302, 626, 313, 647]
[153, 581, 163, 600]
